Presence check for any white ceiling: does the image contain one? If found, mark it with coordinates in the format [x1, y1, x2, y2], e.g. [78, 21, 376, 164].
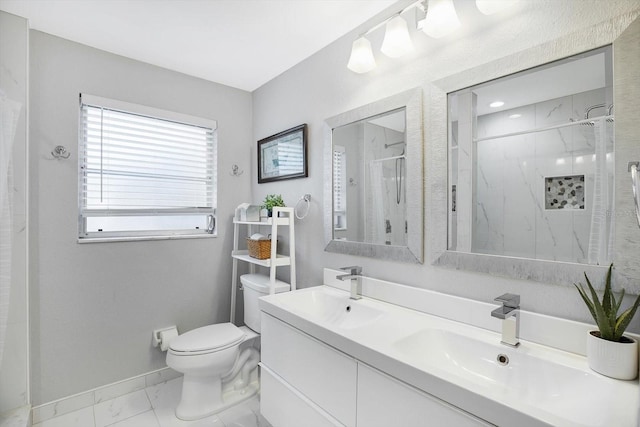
[472, 50, 607, 116]
[0, 0, 397, 92]
[449, 49, 609, 120]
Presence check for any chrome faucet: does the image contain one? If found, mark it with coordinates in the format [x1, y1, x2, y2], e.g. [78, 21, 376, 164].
[337, 266, 363, 300]
[491, 293, 520, 347]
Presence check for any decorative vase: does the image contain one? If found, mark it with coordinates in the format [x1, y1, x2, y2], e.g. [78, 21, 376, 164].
[586, 331, 638, 380]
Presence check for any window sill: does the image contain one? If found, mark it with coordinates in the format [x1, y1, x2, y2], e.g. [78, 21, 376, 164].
[77, 233, 217, 244]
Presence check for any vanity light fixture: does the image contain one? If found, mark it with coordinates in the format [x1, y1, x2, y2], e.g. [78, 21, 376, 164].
[490, 101, 505, 108]
[509, 113, 522, 119]
[421, 0, 460, 39]
[346, 0, 467, 73]
[347, 36, 377, 73]
[381, 15, 414, 58]
[476, 0, 519, 15]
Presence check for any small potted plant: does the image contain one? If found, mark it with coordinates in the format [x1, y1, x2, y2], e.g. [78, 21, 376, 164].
[262, 194, 285, 217]
[575, 263, 640, 380]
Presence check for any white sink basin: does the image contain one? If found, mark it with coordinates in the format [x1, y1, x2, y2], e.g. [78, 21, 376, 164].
[393, 328, 631, 427]
[262, 286, 385, 330]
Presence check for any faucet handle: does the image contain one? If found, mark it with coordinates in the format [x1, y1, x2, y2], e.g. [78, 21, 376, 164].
[340, 265, 362, 275]
[494, 293, 520, 308]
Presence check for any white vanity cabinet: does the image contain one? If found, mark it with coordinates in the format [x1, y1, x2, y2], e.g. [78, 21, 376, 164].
[261, 313, 357, 427]
[260, 312, 491, 427]
[357, 363, 491, 427]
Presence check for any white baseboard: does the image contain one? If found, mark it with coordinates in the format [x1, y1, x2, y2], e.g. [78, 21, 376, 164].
[31, 367, 181, 425]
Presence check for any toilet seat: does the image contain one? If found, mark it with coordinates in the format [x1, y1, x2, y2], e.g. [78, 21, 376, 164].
[169, 323, 245, 355]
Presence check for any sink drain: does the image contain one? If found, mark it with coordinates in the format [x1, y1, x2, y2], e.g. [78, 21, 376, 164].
[345, 305, 351, 312]
[497, 354, 509, 366]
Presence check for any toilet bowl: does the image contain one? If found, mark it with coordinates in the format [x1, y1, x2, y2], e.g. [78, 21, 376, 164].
[166, 274, 290, 420]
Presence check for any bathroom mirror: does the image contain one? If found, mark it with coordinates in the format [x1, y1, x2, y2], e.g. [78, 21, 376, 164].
[428, 17, 640, 291]
[324, 88, 423, 263]
[448, 47, 613, 265]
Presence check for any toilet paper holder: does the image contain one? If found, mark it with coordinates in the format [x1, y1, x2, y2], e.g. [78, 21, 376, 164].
[152, 326, 178, 351]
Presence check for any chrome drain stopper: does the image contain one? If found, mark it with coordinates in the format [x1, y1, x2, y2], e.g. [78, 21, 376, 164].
[497, 354, 509, 365]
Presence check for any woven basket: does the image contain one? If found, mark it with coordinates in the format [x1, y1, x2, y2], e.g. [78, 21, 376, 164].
[246, 238, 274, 259]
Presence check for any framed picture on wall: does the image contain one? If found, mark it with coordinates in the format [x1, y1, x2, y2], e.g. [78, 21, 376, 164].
[257, 124, 308, 183]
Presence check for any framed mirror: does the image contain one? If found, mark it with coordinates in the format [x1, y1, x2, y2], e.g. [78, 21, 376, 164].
[448, 46, 613, 265]
[323, 88, 423, 263]
[427, 17, 640, 292]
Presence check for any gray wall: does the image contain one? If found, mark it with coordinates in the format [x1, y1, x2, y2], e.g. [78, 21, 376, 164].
[252, 1, 640, 329]
[0, 10, 29, 412]
[29, 31, 253, 404]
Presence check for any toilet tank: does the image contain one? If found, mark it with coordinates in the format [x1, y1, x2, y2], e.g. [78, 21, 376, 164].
[241, 274, 290, 332]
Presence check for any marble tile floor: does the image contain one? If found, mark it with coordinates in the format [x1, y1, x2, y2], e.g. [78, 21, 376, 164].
[33, 377, 271, 427]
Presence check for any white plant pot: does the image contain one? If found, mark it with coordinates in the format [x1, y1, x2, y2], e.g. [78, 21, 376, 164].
[586, 331, 638, 380]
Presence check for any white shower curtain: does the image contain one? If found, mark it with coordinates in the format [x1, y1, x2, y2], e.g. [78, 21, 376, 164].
[0, 90, 22, 367]
[587, 117, 614, 265]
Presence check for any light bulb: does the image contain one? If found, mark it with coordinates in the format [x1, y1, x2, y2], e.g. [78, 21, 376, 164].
[381, 15, 414, 58]
[423, 0, 460, 39]
[347, 37, 376, 73]
[476, 0, 519, 15]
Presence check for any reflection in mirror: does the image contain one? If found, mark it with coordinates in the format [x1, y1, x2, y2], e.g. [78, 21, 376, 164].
[324, 88, 423, 263]
[448, 46, 614, 265]
[333, 108, 407, 246]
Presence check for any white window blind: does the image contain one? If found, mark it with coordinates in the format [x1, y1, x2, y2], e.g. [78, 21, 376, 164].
[333, 146, 347, 212]
[79, 94, 217, 240]
[333, 145, 347, 230]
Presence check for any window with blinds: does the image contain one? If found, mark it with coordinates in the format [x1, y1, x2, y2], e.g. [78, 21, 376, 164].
[333, 145, 347, 230]
[78, 94, 217, 240]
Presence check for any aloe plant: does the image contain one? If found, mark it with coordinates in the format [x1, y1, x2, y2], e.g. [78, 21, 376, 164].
[574, 263, 640, 342]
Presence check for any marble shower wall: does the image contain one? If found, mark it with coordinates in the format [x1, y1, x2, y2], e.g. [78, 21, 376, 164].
[473, 88, 614, 263]
[363, 123, 406, 246]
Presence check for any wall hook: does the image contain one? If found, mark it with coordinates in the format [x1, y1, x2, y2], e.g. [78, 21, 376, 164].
[51, 145, 71, 159]
[230, 164, 244, 176]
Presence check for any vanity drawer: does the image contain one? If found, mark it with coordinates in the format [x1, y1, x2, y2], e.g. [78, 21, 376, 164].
[356, 363, 493, 427]
[261, 313, 357, 427]
[261, 364, 344, 427]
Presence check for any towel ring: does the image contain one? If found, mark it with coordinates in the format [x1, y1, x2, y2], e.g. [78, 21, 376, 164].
[295, 194, 311, 220]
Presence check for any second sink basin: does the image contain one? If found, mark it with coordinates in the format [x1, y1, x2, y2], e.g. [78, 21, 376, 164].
[393, 328, 634, 427]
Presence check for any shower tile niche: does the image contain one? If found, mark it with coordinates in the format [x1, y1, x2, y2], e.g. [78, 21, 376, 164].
[545, 175, 585, 210]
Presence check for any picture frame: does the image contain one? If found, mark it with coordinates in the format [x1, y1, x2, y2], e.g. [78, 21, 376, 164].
[258, 124, 308, 183]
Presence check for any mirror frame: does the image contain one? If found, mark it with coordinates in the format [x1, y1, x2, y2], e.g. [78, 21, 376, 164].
[427, 16, 640, 292]
[323, 88, 424, 263]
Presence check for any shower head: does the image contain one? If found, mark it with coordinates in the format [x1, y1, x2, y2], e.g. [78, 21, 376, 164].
[579, 103, 614, 125]
[584, 103, 606, 120]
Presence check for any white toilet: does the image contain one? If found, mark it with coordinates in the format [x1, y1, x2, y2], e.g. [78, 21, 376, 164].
[166, 274, 290, 420]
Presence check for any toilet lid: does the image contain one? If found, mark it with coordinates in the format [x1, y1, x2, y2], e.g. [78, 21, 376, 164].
[169, 323, 245, 353]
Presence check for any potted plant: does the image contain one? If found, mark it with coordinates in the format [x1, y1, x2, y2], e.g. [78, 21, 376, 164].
[262, 194, 285, 217]
[575, 263, 640, 380]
